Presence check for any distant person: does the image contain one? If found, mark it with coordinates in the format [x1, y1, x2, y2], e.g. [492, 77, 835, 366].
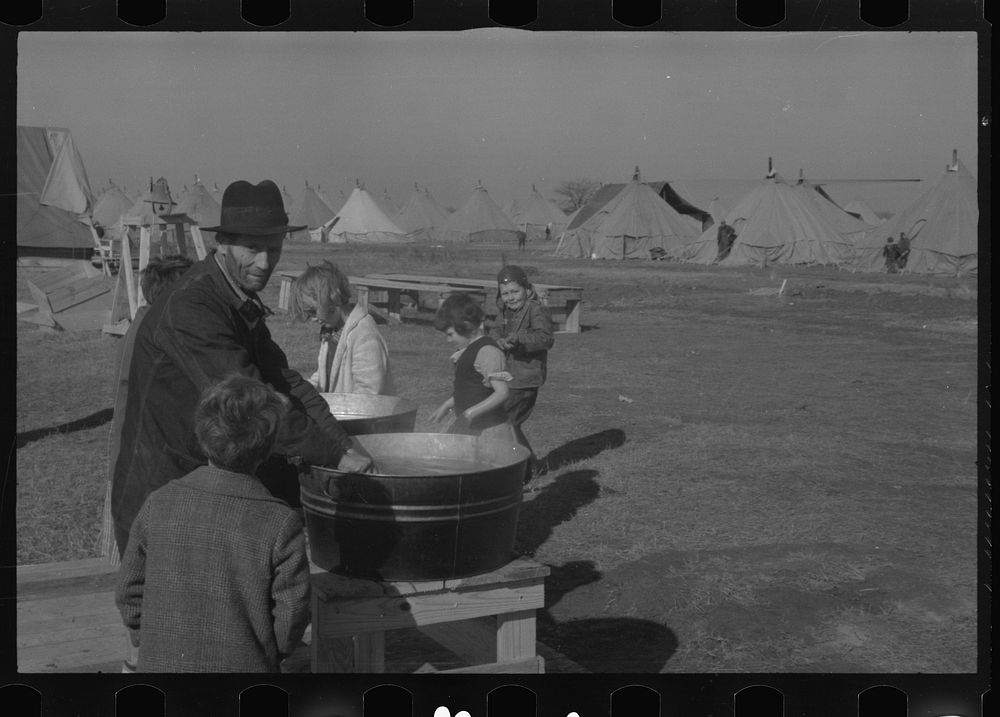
[100, 254, 194, 567]
[289, 260, 395, 395]
[517, 230, 527, 251]
[116, 375, 311, 673]
[716, 220, 737, 262]
[544, 224, 552, 241]
[488, 265, 554, 483]
[430, 293, 515, 443]
[883, 236, 900, 273]
[896, 231, 911, 269]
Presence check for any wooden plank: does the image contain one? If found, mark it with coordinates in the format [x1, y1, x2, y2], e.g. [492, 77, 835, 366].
[310, 558, 548, 597]
[189, 225, 207, 260]
[17, 591, 120, 623]
[313, 581, 544, 637]
[17, 558, 118, 586]
[17, 634, 124, 673]
[47, 276, 111, 314]
[18, 569, 119, 601]
[418, 618, 495, 665]
[18, 619, 127, 649]
[435, 655, 544, 674]
[355, 631, 386, 673]
[496, 609, 537, 662]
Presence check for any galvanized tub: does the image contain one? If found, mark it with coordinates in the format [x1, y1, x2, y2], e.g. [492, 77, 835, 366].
[300, 432, 530, 580]
[321, 393, 418, 436]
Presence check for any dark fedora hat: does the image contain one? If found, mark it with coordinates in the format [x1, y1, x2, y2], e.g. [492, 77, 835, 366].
[201, 179, 306, 235]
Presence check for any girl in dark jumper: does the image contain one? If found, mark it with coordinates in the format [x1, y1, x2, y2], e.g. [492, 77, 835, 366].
[430, 293, 515, 443]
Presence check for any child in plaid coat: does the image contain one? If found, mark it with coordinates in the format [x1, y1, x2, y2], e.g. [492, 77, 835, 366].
[116, 374, 311, 672]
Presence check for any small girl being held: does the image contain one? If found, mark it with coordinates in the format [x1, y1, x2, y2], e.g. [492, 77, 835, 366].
[429, 293, 515, 443]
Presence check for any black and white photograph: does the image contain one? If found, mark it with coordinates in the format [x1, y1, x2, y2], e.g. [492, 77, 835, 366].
[11, 20, 984, 712]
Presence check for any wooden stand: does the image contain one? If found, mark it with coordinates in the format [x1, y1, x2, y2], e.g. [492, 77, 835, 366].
[309, 558, 549, 673]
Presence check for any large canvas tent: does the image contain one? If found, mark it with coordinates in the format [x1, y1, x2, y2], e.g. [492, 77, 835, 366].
[848, 153, 977, 276]
[92, 184, 134, 234]
[439, 183, 523, 243]
[290, 183, 337, 242]
[17, 125, 98, 260]
[505, 185, 569, 241]
[681, 172, 855, 266]
[795, 177, 877, 245]
[323, 186, 411, 243]
[555, 178, 701, 260]
[843, 198, 884, 227]
[174, 179, 222, 230]
[395, 184, 450, 242]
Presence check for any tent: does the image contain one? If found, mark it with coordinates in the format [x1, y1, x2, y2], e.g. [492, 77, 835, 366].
[395, 184, 450, 242]
[439, 183, 523, 243]
[555, 178, 701, 260]
[323, 186, 412, 243]
[505, 185, 569, 241]
[848, 153, 977, 276]
[795, 177, 877, 245]
[92, 184, 134, 233]
[174, 179, 222, 229]
[681, 172, 855, 266]
[290, 182, 337, 242]
[374, 188, 399, 219]
[17, 125, 98, 260]
[843, 198, 884, 227]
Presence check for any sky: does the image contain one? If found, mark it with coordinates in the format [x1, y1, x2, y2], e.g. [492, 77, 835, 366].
[17, 30, 978, 213]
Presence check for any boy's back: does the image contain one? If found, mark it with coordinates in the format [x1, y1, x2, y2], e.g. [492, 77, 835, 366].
[116, 465, 311, 673]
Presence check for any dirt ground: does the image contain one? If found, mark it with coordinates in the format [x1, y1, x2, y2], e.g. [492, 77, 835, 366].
[14, 244, 981, 674]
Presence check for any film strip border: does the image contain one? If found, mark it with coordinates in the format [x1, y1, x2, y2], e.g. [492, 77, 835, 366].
[0, 676, 991, 715]
[0, 2, 989, 717]
[0, 0, 986, 30]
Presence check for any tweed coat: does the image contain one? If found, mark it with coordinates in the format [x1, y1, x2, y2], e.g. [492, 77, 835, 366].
[116, 465, 311, 672]
[111, 253, 353, 555]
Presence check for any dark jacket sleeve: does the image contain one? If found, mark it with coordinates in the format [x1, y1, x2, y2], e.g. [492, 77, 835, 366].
[156, 283, 352, 465]
[512, 301, 555, 354]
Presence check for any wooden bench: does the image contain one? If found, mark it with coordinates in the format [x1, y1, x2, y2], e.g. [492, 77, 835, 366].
[276, 271, 486, 324]
[310, 558, 549, 673]
[365, 273, 583, 333]
[17, 557, 125, 673]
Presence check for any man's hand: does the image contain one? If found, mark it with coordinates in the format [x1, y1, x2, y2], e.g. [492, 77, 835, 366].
[336, 450, 374, 474]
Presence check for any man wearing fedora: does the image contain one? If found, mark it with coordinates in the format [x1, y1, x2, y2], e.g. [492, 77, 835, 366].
[111, 179, 372, 564]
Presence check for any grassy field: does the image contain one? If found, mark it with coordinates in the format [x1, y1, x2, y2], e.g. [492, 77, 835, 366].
[15, 241, 979, 673]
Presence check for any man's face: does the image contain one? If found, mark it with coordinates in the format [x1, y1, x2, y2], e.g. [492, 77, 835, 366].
[217, 234, 285, 293]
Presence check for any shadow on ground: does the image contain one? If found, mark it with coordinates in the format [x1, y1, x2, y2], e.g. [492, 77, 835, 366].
[17, 407, 114, 448]
[537, 559, 679, 673]
[538, 428, 627, 474]
[514, 440, 678, 672]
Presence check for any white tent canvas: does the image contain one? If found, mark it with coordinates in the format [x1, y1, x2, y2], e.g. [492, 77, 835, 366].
[395, 185, 450, 242]
[556, 180, 699, 260]
[849, 156, 977, 276]
[681, 173, 855, 266]
[323, 186, 412, 243]
[439, 184, 522, 243]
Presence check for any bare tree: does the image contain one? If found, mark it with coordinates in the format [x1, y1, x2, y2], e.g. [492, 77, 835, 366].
[553, 178, 602, 212]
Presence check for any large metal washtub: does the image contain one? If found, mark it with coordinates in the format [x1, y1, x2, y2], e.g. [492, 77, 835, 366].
[300, 432, 530, 580]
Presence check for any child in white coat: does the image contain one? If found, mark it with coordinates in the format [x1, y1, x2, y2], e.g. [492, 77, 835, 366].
[290, 261, 395, 395]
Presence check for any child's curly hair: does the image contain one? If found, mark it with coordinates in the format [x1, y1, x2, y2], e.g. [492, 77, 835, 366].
[433, 293, 485, 337]
[194, 374, 289, 474]
[289, 260, 352, 322]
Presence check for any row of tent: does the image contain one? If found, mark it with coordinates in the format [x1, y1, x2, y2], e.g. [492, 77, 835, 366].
[17, 125, 977, 276]
[552, 158, 978, 276]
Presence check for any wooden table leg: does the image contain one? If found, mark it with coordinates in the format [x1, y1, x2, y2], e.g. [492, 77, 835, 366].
[562, 298, 581, 333]
[495, 609, 537, 663]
